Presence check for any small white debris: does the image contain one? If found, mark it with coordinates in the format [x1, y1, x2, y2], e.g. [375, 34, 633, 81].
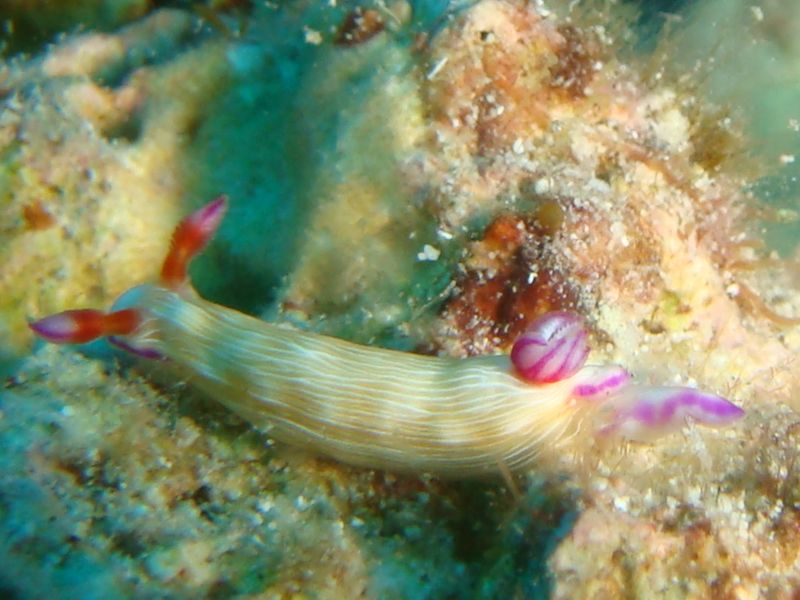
[686, 486, 702, 506]
[303, 27, 323, 45]
[512, 138, 525, 154]
[587, 178, 611, 193]
[427, 57, 448, 80]
[436, 229, 454, 241]
[788, 118, 800, 132]
[780, 154, 795, 165]
[726, 282, 740, 297]
[653, 107, 690, 151]
[257, 497, 275, 514]
[535, 0, 551, 19]
[417, 244, 441, 261]
[533, 178, 551, 195]
[610, 221, 629, 247]
[295, 495, 311, 511]
[750, 5, 764, 21]
[351, 516, 365, 527]
[613, 496, 630, 512]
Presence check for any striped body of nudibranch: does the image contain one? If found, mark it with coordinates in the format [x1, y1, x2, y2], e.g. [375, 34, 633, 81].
[112, 283, 619, 475]
[30, 197, 745, 478]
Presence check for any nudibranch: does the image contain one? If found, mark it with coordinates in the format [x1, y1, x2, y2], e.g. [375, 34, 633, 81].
[29, 197, 744, 477]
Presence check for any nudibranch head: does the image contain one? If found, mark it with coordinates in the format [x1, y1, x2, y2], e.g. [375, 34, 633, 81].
[28, 196, 228, 357]
[510, 311, 590, 383]
[107, 285, 164, 360]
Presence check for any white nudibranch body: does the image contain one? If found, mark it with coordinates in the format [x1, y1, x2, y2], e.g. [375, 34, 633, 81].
[29, 197, 745, 479]
[121, 284, 611, 477]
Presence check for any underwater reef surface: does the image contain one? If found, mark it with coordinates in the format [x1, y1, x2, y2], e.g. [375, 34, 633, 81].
[2, 0, 800, 597]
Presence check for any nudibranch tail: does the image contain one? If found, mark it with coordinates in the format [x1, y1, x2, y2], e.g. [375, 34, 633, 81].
[594, 385, 745, 442]
[160, 194, 228, 289]
[29, 196, 228, 356]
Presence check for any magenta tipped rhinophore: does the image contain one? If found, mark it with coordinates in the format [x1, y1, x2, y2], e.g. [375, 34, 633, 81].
[511, 311, 590, 383]
[160, 195, 229, 288]
[190, 194, 228, 241]
[29, 313, 79, 343]
[28, 308, 109, 344]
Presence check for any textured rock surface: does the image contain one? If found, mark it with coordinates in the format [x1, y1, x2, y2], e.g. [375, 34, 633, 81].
[3, 1, 800, 598]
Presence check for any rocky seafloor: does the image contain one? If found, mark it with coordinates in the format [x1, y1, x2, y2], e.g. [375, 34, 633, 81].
[2, 0, 800, 597]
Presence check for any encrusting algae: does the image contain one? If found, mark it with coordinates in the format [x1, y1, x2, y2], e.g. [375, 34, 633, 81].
[3, 0, 800, 597]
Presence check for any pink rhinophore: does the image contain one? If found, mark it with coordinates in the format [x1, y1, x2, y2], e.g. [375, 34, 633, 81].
[29, 197, 228, 354]
[29, 308, 139, 345]
[160, 195, 228, 289]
